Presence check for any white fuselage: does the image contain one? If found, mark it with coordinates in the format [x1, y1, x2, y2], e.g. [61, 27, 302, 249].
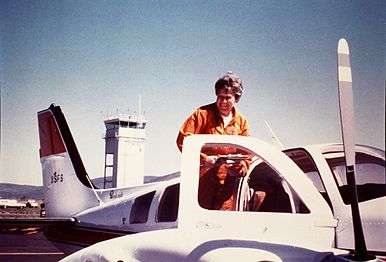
[61, 135, 386, 261]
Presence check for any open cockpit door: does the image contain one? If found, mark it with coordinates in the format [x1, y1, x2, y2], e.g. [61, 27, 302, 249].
[179, 135, 337, 250]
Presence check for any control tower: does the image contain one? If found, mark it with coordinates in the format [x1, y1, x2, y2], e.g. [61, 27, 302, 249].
[103, 111, 146, 188]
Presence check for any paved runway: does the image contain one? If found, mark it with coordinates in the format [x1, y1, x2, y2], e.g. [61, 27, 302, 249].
[0, 225, 83, 262]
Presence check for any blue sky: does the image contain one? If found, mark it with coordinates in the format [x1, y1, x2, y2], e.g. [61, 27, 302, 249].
[1, 1, 384, 185]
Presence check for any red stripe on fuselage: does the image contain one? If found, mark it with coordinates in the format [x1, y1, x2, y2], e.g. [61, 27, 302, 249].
[38, 111, 66, 157]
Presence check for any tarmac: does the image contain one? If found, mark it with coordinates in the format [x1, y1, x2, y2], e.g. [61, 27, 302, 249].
[0, 224, 83, 262]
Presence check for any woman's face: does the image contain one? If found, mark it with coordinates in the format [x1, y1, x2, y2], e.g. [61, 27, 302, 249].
[216, 163, 229, 183]
[216, 89, 236, 117]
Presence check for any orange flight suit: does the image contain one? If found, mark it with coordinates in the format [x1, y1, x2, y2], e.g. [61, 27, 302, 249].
[176, 103, 250, 151]
[176, 102, 250, 211]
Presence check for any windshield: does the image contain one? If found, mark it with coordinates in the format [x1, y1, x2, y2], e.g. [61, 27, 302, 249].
[324, 152, 386, 204]
[198, 143, 309, 213]
[284, 148, 332, 210]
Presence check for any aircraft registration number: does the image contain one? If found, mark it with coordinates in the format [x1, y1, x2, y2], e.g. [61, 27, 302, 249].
[50, 172, 64, 184]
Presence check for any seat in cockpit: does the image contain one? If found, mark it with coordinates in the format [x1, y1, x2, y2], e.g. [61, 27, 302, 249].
[248, 162, 292, 213]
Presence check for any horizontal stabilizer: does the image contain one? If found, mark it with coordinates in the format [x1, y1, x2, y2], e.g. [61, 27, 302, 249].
[0, 217, 76, 225]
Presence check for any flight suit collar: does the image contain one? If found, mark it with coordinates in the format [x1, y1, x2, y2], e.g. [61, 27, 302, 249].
[212, 103, 239, 134]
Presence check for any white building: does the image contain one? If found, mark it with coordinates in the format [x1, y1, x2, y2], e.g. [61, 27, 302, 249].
[103, 113, 147, 188]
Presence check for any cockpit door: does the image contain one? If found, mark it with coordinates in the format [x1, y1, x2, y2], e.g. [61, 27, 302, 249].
[179, 135, 336, 250]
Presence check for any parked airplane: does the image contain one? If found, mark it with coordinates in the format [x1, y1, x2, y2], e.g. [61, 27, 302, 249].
[35, 39, 385, 261]
[62, 140, 385, 261]
[0, 199, 27, 209]
[37, 103, 180, 244]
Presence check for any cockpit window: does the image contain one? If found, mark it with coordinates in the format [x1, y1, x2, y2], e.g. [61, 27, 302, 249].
[324, 152, 386, 204]
[198, 143, 252, 211]
[248, 161, 309, 213]
[285, 148, 332, 210]
[157, 184, 179, 222]
[198, 143, 309, 213]
[129, 191, 155, 224]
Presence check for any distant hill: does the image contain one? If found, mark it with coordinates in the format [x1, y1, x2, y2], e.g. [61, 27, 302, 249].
[0, 183, 44, 200]
[144, 172, 180, 183]
[0, 172, 180, 199]
[90, 172, 180, 188]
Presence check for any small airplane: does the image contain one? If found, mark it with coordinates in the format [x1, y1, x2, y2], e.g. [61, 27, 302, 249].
[0, 199, 28, 209]
[4, 39, 384, 261]
[43, 39, 386, 261]
[36, 103, 180, 244]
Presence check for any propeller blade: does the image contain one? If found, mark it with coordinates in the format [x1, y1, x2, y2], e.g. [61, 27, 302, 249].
[337, 38, 373, 261]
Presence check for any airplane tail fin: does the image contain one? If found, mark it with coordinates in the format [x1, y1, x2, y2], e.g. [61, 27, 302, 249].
[38, 104, 100, 217]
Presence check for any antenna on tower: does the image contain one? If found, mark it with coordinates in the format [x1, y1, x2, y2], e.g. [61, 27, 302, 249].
[138, 94, 142, 120]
